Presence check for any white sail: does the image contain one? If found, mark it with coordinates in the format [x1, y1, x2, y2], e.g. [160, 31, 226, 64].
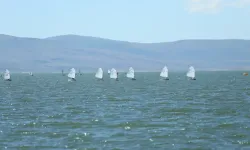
[160, 66, 168, 78]
[29, 72, 33, 76]
[126, 67, 135, 78]
[4, 69, 10, 80]
[186, 66, 195, 78]
[95, 68, 103, 79]
[68, 68, 76, 79]
[108, 70, 111, 74]
[110, 68, 117, 79]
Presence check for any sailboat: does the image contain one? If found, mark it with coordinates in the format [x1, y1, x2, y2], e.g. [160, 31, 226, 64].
[108, 69, 111, 74]
[78, 70, 82, 76]
[4, 69, 11, 81]
[68, 68, 76, 81]
[62, 69, 65, 76]
[160, 66, 169, 80]
[126, 67, 136, 80]
[29, 72, 33, 76]
[110, 68, 118, 81]
[95, 68, 103, 80]
[243, 72, 248, 76]
[186, 66, 196, 80]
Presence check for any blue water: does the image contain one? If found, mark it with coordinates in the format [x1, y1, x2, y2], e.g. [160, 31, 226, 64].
[0, 72, 250, 149]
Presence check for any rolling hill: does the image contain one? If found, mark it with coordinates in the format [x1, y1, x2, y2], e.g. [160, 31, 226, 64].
[0, 34, 250, 72]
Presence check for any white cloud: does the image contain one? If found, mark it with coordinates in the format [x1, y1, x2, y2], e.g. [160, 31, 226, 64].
[187, 0, 250, 13]
[188, 0, 222, 13]
[228, 0, 250, 7]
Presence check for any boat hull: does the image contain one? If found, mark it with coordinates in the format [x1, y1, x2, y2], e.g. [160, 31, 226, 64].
[68, 78, 76, 82]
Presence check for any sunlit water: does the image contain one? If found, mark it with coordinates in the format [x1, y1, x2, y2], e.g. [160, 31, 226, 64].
[0, 72, 250, 149]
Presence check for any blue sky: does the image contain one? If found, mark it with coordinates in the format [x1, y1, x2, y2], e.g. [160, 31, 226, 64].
[0, 0, 250, 42]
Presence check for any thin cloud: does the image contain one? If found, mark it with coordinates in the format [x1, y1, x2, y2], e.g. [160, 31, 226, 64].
[187, 0, 250, 13]
[228, 0, 250, 8]
[187, 0, 222, 13]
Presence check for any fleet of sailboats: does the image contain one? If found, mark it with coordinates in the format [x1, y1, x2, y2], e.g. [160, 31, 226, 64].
[1, 66, 199, 82]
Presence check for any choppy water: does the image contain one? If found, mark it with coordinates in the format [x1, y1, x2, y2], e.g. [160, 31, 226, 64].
[0, 72, 250, 149]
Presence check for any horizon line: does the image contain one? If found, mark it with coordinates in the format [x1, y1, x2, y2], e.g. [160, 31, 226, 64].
[1, 33, 250, 44]
[5, 69, 250, 73]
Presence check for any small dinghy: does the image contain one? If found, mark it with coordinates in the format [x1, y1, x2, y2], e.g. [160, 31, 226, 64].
[110, 68, 118, 81]
[68, 68, 76, 81]
[95, 68, 104, 80]
[187, 66, 196, 80]
[4, 69, 11, 81]
[62, 69, 65, 76]
[160, 66, 169, 80]
[126, 67, 136, 80]
[78, 70, 82, 76]
[243, 72, 248, 76]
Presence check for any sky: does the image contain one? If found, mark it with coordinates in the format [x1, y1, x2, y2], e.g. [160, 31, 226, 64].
[0, 0, 250, 43]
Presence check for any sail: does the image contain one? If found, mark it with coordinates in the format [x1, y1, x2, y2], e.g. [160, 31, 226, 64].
[186, 66, 195, 78]
[110, 68, 117, 79]
[126, 67, 135, 78]
[95, 68, 103, 79]
[160, 66, 168, 78]
[108, 70, 111, 74]
[4, 69, 10, 80]
[68, 68, 76, 79]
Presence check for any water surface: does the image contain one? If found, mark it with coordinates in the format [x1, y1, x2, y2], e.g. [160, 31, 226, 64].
[0, 72, 250, 149]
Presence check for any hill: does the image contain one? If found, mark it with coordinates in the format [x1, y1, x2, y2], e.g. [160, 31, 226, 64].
[0, 34, 250, 72]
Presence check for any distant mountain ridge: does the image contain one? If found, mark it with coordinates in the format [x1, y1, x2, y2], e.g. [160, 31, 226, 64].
[0, 34, 250, 72]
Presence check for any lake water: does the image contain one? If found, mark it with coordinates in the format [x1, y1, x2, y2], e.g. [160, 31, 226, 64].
[0, 72, 250, 149]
